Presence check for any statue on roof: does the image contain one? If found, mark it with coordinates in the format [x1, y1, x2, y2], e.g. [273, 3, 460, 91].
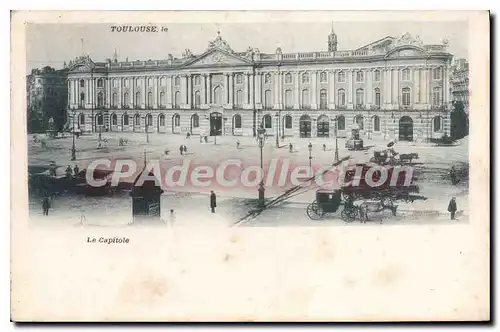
[182, 48, 194, 58]
[392, 32, 424, 48]
[206, 29, 234, 53]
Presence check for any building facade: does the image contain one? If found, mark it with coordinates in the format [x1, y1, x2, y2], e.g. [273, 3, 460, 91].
[27, 66, 68, 133]
[450, 58, 469, 113]
[66, 30, 453, 142]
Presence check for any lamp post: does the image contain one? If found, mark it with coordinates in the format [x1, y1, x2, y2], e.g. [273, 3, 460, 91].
[274, 112, 279, 148]
[98, 112, 103, 142]
[257, 126, 266, 207]
[308, 142, 313, 172]
[144, 115, 150, 143]
[71, 107, 76, 161]
[333, 116, 339, 162]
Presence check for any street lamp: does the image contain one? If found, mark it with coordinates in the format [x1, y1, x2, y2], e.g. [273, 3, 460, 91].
[71, 107, 76, 161]
[257, 125, 266, 208]
[308, 142, 313, 171]
[144, 115, 150, 143]
[333, 116, 339, 162]
[274, 112, 279, 148]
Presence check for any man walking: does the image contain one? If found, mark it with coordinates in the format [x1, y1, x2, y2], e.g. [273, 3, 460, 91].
[42, 195, 51, 216]
[73, 165, 80, 177]
[210, 190, 217, 213]
[448, 197, 457, 220]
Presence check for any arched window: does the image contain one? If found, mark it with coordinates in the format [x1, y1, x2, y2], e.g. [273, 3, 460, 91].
[175, 76, 181, 86]
[433, 116, 441, 132]
[264, 74, 272, 84]
[236, 74, 243, 84]
[285, 89, 293, 109]
[124, 78, 129, 87]
[432, 87, 442, 106]
[402, 88, 411, 106]
[135, 92, 140, 107]
[301, 89, 310, 108]
[319, 89, 327, 109]
[402, 68, 411, 81]
[263, 114, 272, 129]
[159, 92, 165, 107]
[79, 92, 85, 107]
[79, 79, 85, 88]
[194, 91, 201, 108]
[123, 114, 129, 126]
[191, 114, 199, 128]
[214, 86, 223, 105]
[112, 93, 117, 107]
[374, 70, 381, 82]
[235, 90, 243, 107]
[97, 114, 104, 126]
[233, 114, 242, 129]
[123, 92, 129, 107]
[111, 114, 117, 126]
[148, 78, 153, 86]
[285, 73, 292, 84]
[337, 71, 345, 83]
[79, 113, 85, 125]
[374, 88, 381, 107]
[97, 78, 104, 88]
[264, 90, 272, 109]
[174, 91, 181, 108]
[320, 72, 327, 83]
[302, 73, 309, 84]
[173, 114, 180, 127]
[373, 115, 380, 132]
[134, 114, 140, 126]
[147, 92, 153, 107]
[355, 88, 364, 106]
[159, 114, 165, 126]
[285, 115, 292, 129]
[337, 115, 345, 130]
[145, 114, 153, 126]
[160, 77, 166, 86]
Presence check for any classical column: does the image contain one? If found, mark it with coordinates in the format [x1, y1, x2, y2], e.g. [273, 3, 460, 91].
[244, 72, 249, 105]
[229, 73, 234, 106]
[329, 70, 335, 109]
[166, 76, 172, 107]
[117, 78, 122, 109]
[202, 74, 207, 105]
[278, 71, 283, 109]
[249, 72, 255, 108]
[311, 71, 317, 109]
[207, 74, 212, 104]
[346, 70, 352, 107]
[414, 68, 420, 104]
[386, 68, 392, 106]
[443, 65, 449, 106]
[187, 74, 192, 109]
[153, 77, 158, 109]
[366, 70, 372, 106]
[255, 73, 261, 106]
[294, 71, 300, 108]
[142, 77, 146, 108]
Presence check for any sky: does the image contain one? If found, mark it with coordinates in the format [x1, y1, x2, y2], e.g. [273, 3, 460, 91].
[26, 21, 468, 71]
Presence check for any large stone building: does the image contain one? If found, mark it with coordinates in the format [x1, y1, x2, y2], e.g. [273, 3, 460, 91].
[66, 29, 453, 142]
[450, 58, 469, 113]
[27, 66, 68, 133]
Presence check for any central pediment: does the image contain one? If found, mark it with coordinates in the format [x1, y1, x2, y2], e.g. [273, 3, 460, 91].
[181, 48, 252, 68]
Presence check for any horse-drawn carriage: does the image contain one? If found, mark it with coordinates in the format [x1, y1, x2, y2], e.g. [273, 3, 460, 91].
[306, 162, 425, 222]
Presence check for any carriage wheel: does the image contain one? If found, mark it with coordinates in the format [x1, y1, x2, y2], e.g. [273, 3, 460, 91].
[341, 207, 357, 223]
[306, 200, 323, 220]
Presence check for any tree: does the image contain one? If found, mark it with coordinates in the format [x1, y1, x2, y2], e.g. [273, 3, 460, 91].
[450, 101, 469, 140]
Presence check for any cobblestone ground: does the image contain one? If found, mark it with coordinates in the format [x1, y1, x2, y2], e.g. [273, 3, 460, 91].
[28, 132, 469, 227]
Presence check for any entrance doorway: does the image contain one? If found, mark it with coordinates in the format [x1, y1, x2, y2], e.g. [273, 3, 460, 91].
[399, 116, 414, 141]
[210, 112, 222, 136]
[299, 115, 311, 138]
[317, 115, 330, 137]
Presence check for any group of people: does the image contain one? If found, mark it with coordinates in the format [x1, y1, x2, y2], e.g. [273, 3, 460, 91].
[65, 164, 80, 179]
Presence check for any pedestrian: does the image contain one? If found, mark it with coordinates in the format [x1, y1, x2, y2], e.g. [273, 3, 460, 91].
[42, 195, 51, 216]
[323, 143, 326, 151]
[65, 165, 73, 179]
[289, 142, 293, 153]
[210, 190, 217, 213]
[204, 136, 208, 143]
[199, 135, 203, 143]
[169, 209, 176, 225]
[236, 140, 240, 150]
[179, 145, 184, 156]
[183, 145, 188, 154]
[186, 132, 191, 139]
[448, 197, 457, 220]
[450, 166, 458, 185]
[73, 165, 80, 177]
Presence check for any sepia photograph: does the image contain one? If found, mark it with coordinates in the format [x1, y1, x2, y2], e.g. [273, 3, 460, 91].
[11, 10, 489, 322]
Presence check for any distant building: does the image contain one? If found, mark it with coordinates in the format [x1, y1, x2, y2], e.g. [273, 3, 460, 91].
[65, 29, 453, 141]
[26, 66, 68, 133]
[450, 58, 469, 113]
